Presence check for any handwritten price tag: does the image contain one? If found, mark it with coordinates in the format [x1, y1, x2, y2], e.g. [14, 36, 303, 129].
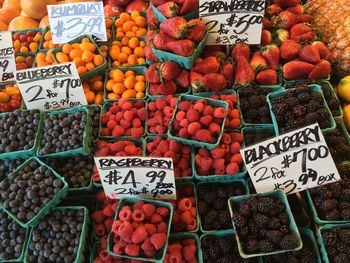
[94, 157, 177, 200]
[0, 31, 16, 83]
[16, 62, 87, 111]
[47, 1, 107, 44]
[199, 0, 265, 45]
[241, 124, 341, 195]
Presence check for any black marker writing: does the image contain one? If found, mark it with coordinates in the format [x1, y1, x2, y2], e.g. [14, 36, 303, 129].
[98, 158, 173, 170]
[50, 2, 102, 18]
[199, 0, 265, 15]
[16, 64, 73, 83]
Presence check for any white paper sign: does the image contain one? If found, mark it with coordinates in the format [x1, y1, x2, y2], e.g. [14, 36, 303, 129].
[199, 0, 265, 45]
[47, 1, 107, 44]
[94, 157, 177, 200]
[0, 31, 16, 83]
[16, 62, 87, 111]
[241, 124, 341, 195]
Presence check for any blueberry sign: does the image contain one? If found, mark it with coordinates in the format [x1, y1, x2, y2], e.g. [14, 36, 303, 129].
[94, 156, 177, 200]
[47, 1, 107, 44]
[0, 31, 16, 83]
[199, 0, 265, 45]
[241, 124, 341, 195]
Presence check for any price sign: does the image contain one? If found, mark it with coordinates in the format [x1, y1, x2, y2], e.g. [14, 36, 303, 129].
[0, 31, 16, 83]
[94, 157, 177, 200]
[16, 62, 87, 111]
[47, 1, 107, 44]
[199, 0, 265, 45]
[241, 124, 341, 195]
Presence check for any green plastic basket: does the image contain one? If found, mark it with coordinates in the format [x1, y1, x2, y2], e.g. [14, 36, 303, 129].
[150, 3, 198, 22]
[24, 206, 89, 263]
[152, 32, 208, 69]
[228, 190, 302, 259]
[168, 94, 229, 150]
[90, 241, 100, 263]
[37, 106, 93, 158]
[107, 197, 173, 263]
[0, 109, 43, 160]
[51, 34, 107, 81]
[0, 157, 68, 227]
[267, 84, 336, 136]
[11, 28, 43, 56]
[242, 125, 275, 147]
[319, 81, 343, 118]
[0, 207, 29, 263]
[104, 66, 148, 101]
[198, 178, 249, 233]
[316, 223, 350, 263]
[169, 233, 200, 260]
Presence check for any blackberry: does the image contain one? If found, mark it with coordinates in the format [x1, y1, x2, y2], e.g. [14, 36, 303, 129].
[249, 95, 261, 107]
[217, 187, 227, 199]
[254, 213, 269, 226]
[217, 238, 232, 255]
[297, 92, 311, 103]
[268, 217, 281, 229]
[311, 92, 323, 103]
[239, 201, 252, 216]
[320, 199, 338, 211]
[244, 109, 259, 119]
[257, 197, 276, 214]
[198, 201, 208, 215]
[266, 230, 282, 244]
[317, 108, 329, 119]
[203, 210, 218, 228]
[279, 225, 289, 235]
[278, 213, 289, 225]
[213, 199, 225, 210]
[245, 239, 259, 253]
[334, 253, 349, 263]
[307, 100, 321, 113]
[258, 106, 270, 117]
[305, 112, 319, 124]
[272, 103, 288, 115]
[339, 229, 350, 244]
[286, 97, 299, 109]
[232, 212, 246, 229]
[293, 105, 307, 117]
[325, 209, 340, 221]
[341, 209, 350, 220]
[240, 100, 250, 111]
[259, 240, 274, 253]
[248, 219, 260, 235]
[261, 117, 272, 123]
[323, 229, 339, 247]
[219, 211, 231, 227]
[280, 234, 299, 250]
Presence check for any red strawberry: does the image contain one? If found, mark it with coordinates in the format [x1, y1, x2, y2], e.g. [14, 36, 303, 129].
[286, 4, 304, 15]
[167, 40, 194, 56]
[274, 29, 290, 44]
[263, 18, 273, 30]
[275, 0, 299, 8]
[190, 70, 205, 92]
[160, 61, 181, 81]
[146, 30, 157, 46]
[311, 41, 335, 61]
[299, 14, 313, 23]
[231, 43, 250, 62]
[176, 69, 190, 88]
[283, 61, 315, 80]
[150, 0, 168, 6]
[146, 7, 160, 28]
[180, 0, 198, 15]
[261, 44, 280, 70]
[308, 59, 331, 80]
[250, 51, 268, 71]
[145, 46, 157, 61]
[204, 73, 227, 92]
[157, 2, 179, 18]
[186, 19, 206, 42]
[290, 23, 316, 42]
[256, 69, 278, 85]
[280, 39, 301, 60]
[273, 11, 299, 29]
[158, 80, 177, 95]
[153, 32, 176, 51]
[220, 63, 234, 87]
[299, 45, 321, 64]
[235, 56, 255, 85]
[194, 56, 220, 74]
[265, 4, 283, 17]
[261, 29, 272, 45]
[160, 17, 188, 39]
[146, 63, 161, 83]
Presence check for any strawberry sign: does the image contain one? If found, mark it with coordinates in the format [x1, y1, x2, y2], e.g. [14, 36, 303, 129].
[199, 0, 265, 45]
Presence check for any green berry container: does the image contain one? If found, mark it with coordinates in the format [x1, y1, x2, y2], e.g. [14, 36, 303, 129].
[0, 207, 30, 263]
[150, 3, 198, 22]
[37, 106, 93, 158]
[318, 81, 343, 118]
[228, 189, 303, 259]
[267, 84, 336, 136]
[316, 223, 350, 263]
[145, 135, 194, 181]
[0, 109, 43, 160]
[107, 197, 174, 263]
[90, 241, 100, 263]
[24, 206, 89, 263]
[104, 66, 148, 101]
[198, 178, 249, 233]
[167, 94, 229, 150]
[241, 125, 275, 147]
[0, 157, 68, 228]
[152, 32, 208, 70]
[169, 233, 200, 260]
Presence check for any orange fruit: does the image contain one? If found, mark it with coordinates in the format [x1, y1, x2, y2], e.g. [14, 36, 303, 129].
[69, 49, 83, 60]
[124, 76, 135, 89]
[81, 37, 91, 43]
[106, 80, 115, 91]
[77, 66, 87, 75]
[116, 31, 124, 38]
[131, 11, 140, 21]
[105, 18, 112, 29]
[16, 56, 25, 63]
[107, 93, 119, 100]
[136, 92, 145, 99]
[129, 37, 140, 49]
[112, 83, 125, 95]
[80, 42, 96, 52]
[73, 57, 84, 68]
[56, 52, 69, 63]
[112, 61, 121, 67]
[0, 92, 10, 103]
[135, 75, 145, 82]
[29, 42, 38, 52]
[134, 46, 145, 57]
[92, 80, 103, 91]
[82, 50, 94, 63]
[82, 83, 90, 92]
[115, 18, 123, 28]
[134, 81, 145, 92]
[137, 58, 145, 64]
[85, 90, 95, 104]
[121, 46, 132, 56]
[125, 31, 136, 38]
[5, 86, 20, 96]
[46, 54, 54, 64]
[94, 93, 103, 104]
[117, 53, 128, 63]
[111, 69, 124, 83]
[20, 46, 29, 53]
[127, 54, 137, 66]
[35, 53, 46, 63]
[62, 44, 73, 55]
[136, 28, 147, 37]
[120, 13, 131, 22]
[121, 37, 129, 46]
[135, 16, 146, 27]
[93, 54, 104, 66]
[124, 70, 135, 77]
[44, 30, 52, 41]
[121, 89, 136, 99]
[85, 62, 95, 71]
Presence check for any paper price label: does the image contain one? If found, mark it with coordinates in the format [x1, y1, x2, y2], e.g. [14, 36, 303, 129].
[199, 0, 265, 45]
[94, 157, 177, 200]
[47, 1, 107, 44]
[0, 31, 16, 83]
[16, 62, 87, 111]
[241, 124, 341, 195]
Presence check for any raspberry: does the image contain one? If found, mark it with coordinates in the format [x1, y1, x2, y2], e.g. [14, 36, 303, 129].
[169, 140, 181, 152]
[132, 209, 145, 222]
[101, 236, 108, 250]
[148, 102, 157, 112]
[195, 129, 213, 143]
[186, 218, 197, 231]
[117, 221, 133, 242]
[210, 148, 225, 159]
[178, 198, 192, 212]
[188, 122, 201, 135]
[213, 158, 225, 170]
[157, 222, 168, 233]
[231, 153, 243, 164]
[143, 249, 156, 257]
[107, 120, 117, 130]
[226, 162, 240, 175]
[200, 115, 213, 126]
[164, 107, 174, 117]
[124, 110, 135, 121]
[231, 132, 244, 143]
[178, 101, 190, 111]
[150, 233, 167, 250]
[203, 105, 214, 115]
[113, 242, 125, 254]
[142, 204, 156, 218]
[112, 220, 122, 234]
[169, 243, 182, 253]
[209, 122, 221, 134]
[104, 218, 114, 232]
[179, 128, 190, 138]
[193, 102, 204, 113]
[230, 142, 241, 154]
[95, 223, 106, 236]
[92, 210, 105, 223]
[186, 109, 200, 122]
[169, 250, 182, 263]
[119, 208, 132, 222]
[131, 127, 144, 138]
[125, 244, 140, 257]
[132, 118, 142, 128]
[150, 213, 163, 224]
[132, 226, 148, 244]
[157, 207, 169, 218]
[199, 156, 213, 171]
[137, 108, 147, 121]
[180, 211, 193, 225]
[102, 204, 114, 217]
[141, 238, 156, 251]
[213, 107, 226, 118]
[156, 98, 167, 109]
[229, 119, 241, 129]
[176, 111, 186, 121]
[180, 119, 190, 128]
[112, 125, 125, 137]
[183, 244, 197, 261]
[120, 119, 131, 129]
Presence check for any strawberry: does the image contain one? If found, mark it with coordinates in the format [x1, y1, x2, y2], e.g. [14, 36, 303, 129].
[231, 43, 250, 62]
[250, 51, 268, 71]
[146, 7, 160, 28]
[146, 30, 157, 46]
[186, 19, 206, 42]
[150, 0, 168, 6]
[256, 69, 278, 85]
[145, 46, 157, 62]
[167, 40, 194, 56]
[194, 56, 220, 74]
[283, 61, 315, 80]
[180, 0, 198, 15]
[190, 70, 205, 92]
[153, 32, 176, 51]
[261, 44, 280, 70]
[290, 23, 316, 42]
[204, 73, 227, 92]
[220, 63, 234, 87]
[299, 14, 313, 23]
[160, 62, 181, 81]
[286, 4, 304, 15]
[158, 80, 177, 95]
[280, 39, 301, 60]
[274, 29, 290, 44]
[263, 18, 273, 30]
[235, 56, 255, 86]
[311, 41, 335, 61]
[146, 63, 161, 83]
[273, 11, 299, 29]
[265, 4, 283, 17]
[261, 30, 272, 45]
[308, 59, 331, 80]
[160, 17, 188, 39]
[299, 45, 321, 64]
[176, 69, 190, 88]
[157, 2, 179, 18]
[275, 0, 299, 8]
